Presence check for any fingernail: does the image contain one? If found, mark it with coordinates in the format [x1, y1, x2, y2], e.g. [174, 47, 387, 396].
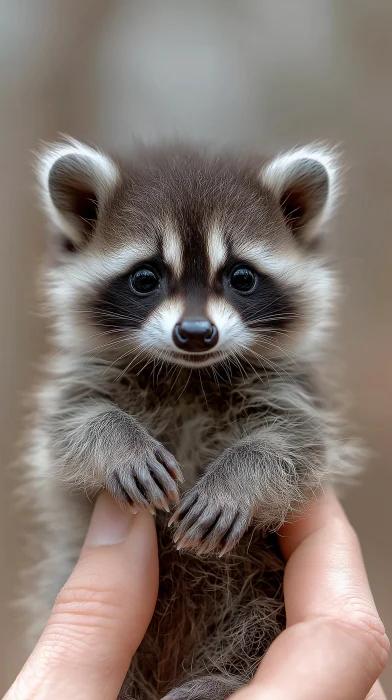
[85, 491, 134, 546]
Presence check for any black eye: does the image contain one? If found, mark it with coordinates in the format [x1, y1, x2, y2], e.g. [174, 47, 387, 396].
[229, 265, 257, 294]
[129, 267, 160, 294]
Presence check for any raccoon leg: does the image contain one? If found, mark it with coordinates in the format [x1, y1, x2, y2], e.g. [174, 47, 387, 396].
[44, 392, 182, 512]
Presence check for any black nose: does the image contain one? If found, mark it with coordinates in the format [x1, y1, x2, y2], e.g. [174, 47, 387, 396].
[173, 318, 219, 352]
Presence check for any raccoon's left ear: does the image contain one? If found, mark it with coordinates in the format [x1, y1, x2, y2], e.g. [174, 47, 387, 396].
[259, 145, 340, 242]
[36, 138, 121, 250]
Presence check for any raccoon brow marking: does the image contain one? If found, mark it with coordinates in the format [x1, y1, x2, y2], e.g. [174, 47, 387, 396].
[207, 223, 227, 278]
[161, 221, 183, 279]
[74, 243, 158, 287]
[232, 241, 304, 284]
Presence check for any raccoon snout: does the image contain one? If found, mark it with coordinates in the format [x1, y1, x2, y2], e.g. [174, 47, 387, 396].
[173, 318, 218, 353]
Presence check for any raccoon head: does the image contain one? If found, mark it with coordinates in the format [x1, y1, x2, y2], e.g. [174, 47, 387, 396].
[37, 139, 339, 370]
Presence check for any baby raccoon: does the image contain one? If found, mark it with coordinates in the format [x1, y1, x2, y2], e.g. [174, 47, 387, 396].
[24, 138, 357, 700]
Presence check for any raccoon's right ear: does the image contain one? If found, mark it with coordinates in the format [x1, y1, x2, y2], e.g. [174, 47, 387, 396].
[36, 139, 121, 250]
[259, 144, 340, 243]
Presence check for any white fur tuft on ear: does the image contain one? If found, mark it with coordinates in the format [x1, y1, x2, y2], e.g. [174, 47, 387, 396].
[260, 143, 341, 239]
[36, 137, 120, 245]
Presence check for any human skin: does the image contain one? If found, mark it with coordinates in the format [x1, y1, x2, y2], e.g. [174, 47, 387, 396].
[4, 490, 389, 700]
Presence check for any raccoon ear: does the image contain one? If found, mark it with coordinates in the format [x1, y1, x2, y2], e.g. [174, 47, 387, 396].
[37, 139, 121, 250]
[260, 145, 340, 242]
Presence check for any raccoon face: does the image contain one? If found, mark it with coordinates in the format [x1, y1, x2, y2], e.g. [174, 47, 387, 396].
[38, 140, 339, 369]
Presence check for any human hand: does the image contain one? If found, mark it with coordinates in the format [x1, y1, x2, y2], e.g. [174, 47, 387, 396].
[4, 491, 389, 700]
[230, 491, 389, 700]
[5, 491, 159, 700]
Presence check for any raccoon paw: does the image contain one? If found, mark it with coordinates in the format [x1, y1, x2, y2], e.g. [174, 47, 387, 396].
[162, 675, 242, 700]
[169, 474, 252, 555]
[106, 437, 183, 514]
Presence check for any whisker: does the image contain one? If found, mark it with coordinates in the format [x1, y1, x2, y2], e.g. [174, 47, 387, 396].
[235, 348, 268, 387]
[240, 344, 298, 385]
[251, 337, 302, 370]
[198, 370, 208, 406]
[176, 370, 193, 401]
[117, 345, 151, 381]
[50, 328, 124, 359]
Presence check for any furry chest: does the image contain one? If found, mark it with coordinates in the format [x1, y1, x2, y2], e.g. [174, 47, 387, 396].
[114, 375, 239, 485]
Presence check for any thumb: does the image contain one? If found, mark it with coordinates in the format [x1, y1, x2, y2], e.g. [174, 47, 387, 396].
[7, 492, 159, 700]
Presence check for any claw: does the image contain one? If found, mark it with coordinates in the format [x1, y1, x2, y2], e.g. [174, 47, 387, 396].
[218, 543, 233, 557]
[159, 499, 170, 513]
[154, 444, 183, 482]
[168, 489, 180, 505]
[169, 492, 199, 527]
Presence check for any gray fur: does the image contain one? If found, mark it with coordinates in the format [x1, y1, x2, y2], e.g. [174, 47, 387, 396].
[21, 139, 359, 699]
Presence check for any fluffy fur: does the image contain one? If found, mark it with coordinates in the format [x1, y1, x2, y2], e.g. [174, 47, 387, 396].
[21, 139, 359, 699]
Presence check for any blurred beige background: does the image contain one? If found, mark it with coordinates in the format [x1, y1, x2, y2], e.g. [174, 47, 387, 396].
[0, 0, 391, 694]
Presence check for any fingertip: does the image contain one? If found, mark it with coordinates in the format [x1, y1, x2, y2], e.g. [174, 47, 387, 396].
[84, 490, 134, 547]
[124, 505, 159, 564]
[83, 493, 159, 624]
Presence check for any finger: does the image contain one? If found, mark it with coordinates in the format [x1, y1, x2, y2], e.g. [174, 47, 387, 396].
[231, 679, 387, 700]
[6, 491, 158, 700]
[231, 491, 389, 700]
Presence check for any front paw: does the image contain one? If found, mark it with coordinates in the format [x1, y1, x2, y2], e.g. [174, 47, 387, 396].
[169, 471, 252, 555]
[107, 434, 183, 514]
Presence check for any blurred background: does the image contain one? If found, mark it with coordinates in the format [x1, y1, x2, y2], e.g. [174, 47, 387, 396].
[0, 0, 391, 693]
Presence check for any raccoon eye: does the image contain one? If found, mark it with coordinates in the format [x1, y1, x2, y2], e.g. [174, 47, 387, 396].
[130, 267, 160, 294]
[229, 265, 257, 294]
